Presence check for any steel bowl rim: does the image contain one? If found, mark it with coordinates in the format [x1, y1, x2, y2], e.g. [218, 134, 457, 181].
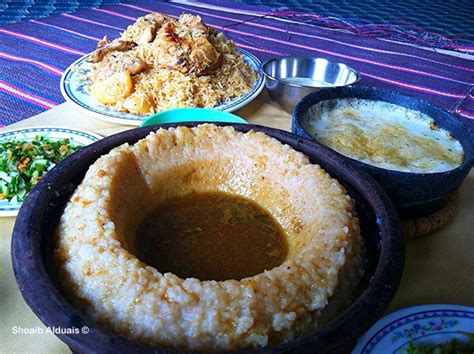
[260, 56, 361, 89]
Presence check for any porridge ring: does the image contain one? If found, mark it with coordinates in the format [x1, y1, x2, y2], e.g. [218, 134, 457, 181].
[55, 124, 365, 351]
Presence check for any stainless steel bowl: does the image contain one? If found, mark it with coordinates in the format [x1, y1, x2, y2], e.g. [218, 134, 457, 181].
[261, 57, 360, 113]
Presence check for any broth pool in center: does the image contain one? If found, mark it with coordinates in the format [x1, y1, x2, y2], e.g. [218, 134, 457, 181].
[135, 191, 288, 281]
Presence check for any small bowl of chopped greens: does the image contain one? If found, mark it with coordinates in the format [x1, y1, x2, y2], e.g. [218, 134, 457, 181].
[0, 127, 101, 217]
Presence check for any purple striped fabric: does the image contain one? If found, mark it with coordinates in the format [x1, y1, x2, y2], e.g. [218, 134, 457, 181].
[0, 0, 473, 128]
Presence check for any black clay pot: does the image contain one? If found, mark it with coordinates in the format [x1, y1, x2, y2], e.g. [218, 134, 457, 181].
[292, 86, 474, 217]
[12, 123, 404, 354]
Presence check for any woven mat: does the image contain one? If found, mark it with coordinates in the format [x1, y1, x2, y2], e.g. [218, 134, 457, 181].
[224, 0, 474, 46]
[1, 1, 474, 127]
[402, 191, 459, 240]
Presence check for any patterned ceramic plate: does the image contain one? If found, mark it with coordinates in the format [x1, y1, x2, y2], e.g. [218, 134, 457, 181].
[60, 49, 264, 126]
[352, 304, 474, 354]
[0, 127, 101, 217]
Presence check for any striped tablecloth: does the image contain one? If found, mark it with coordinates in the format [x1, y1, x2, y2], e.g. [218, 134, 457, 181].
[1, 0, 473, 128]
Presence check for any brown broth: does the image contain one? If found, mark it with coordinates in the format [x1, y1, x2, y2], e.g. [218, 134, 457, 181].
[134, 191, 288, 281]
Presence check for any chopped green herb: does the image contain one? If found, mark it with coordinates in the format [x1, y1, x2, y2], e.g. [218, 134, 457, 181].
[0, 135, 81, 202]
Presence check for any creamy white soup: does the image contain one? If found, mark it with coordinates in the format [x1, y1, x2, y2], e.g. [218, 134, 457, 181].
[302, 99, 464, 173]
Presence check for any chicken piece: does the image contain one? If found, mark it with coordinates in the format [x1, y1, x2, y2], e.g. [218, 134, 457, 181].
[151, 16, 222, 76]
[189, 37, 222, 76]
[92, 52, 147, 82]
[121, 12, 169, 45]
[91, 40, 135, 63]
[152, 21, 191, 73]
[178, 13, 208, 36]
[110, 53, 147, 75]
[89, 71, 133, 105]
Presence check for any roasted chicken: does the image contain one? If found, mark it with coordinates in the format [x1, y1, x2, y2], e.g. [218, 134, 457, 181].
[121, 12, 170, 45]
[151, 14, 222, 76]
[91, 39, 135, 62]
[90, 12, 223, 77]
[90, 52, 147, 82]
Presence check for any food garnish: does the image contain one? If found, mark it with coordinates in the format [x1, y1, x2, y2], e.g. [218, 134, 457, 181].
[0, 136, 81, 202]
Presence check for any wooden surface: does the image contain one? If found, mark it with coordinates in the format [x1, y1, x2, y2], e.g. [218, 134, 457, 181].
[1, 91, 473, 353]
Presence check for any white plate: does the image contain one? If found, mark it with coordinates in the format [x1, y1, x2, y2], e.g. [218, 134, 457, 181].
[60, 49, 265, 126]
[352, 304, 474, 354]
[0, 127, 101, 217]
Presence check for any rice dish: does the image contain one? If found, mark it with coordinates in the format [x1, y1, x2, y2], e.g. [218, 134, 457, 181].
[85, 13, 258, 114]
[54, 124, 366, 351]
